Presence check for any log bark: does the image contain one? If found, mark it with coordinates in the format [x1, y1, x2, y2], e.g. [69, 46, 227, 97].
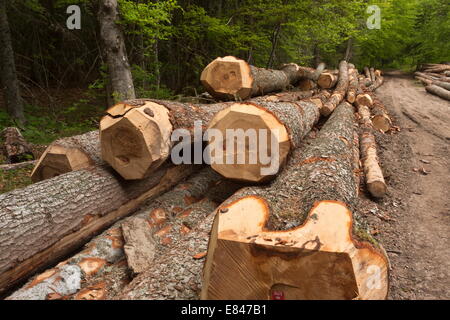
[321, 60, 349, 116]
[364, 67, 371, 80]
[97, 0, 135, 102]
[7, 168, 241, 300]
[31, 131, 102, 182]
[370, 68, 376, 83]
[0, 162, 197, 295]
[1, 127, 34, 163]
[346, 66, 359, 103]
[202, 102, 389, 300]
[206, 100, 320, 183]
[416, 77, 450, 91]
[200, 56, 305, 101]
[0, 160, 36, 171]
[360, 130, 387, 198]
[425, 84, 450, 101]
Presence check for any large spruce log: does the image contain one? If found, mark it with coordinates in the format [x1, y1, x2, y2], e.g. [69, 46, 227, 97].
[7, 168, 241, 300]
[0, 162, 197, 295]
[360, 130, 387, 198]
[206, 100, 320, 183]
[425, 84, 450, 101]
[1, 127, 34, 163]
[321, 61, 349, 116]
[201, 102, 389, 300]
[31, 131, 102, 182]
[200, 56, 323, 101]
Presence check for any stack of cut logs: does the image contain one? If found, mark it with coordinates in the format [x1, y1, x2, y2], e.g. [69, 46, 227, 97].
[415, 63, 450, 101]
[1, 56, 392, 300]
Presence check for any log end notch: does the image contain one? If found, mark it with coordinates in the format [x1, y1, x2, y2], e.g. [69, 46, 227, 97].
[200, 56, 253, 101]
[100, 100, 173, 180]
[202, 199, 389, 300]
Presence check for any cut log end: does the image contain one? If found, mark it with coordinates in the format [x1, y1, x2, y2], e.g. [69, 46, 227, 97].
[31, 145, 93, 182]
[100, 101, 172, 180]
[207, 103, 290, 183]
[202, 199, 389, 300]
[318, 73, 338, 89]
[200, 56, 253, 100]
[355, 94, 373, 107]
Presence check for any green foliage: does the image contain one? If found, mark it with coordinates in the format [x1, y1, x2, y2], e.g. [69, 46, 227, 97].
[0, 166, 33, 194]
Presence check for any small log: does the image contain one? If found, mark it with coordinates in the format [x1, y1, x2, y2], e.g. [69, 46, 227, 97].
[317, 73, 338, 89]
[416, 77, 450, 91]
[31, 131, 102, 182]
[206, 100, 320, 183]
[202, 102, 389, 300]
[1, 127, 34, 163]
[371, 98, 392, 133]
[346, 66, 359, 103]
[425, 84, 450, 101]
[360, 130, 387, 198]
[321, 60, 349, 116]
[298, 79, 317, 91]
[0, 160, 36, 171]
[357, 103, 373, 128]
[0, 162, 197, 295]
[370, 67, 376, 82]
[200, 56, 305, 101]
[364, 67, 371, 80]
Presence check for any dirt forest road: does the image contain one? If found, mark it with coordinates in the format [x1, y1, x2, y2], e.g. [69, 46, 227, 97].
[364, 71, 449, 299]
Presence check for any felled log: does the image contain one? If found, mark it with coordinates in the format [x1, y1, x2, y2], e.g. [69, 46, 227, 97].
[100, 99, 233, 180]
[7, 167, 240, 300]
[416, 77, 450, 91]
[202, 102, 389, 300]
[306, 90, 332, 110]
[200, 56, 306, 101]
[364, 67, 371, 80]
[346, 66, 359, 103]
[252, 90, 315, 103]
[370, 67, 376, 82]
[425, 85, 450, 101]
[0, 161, 196, 295]
[298, 79, 317, 91]
[31, 131, 102, 182]
[415, 72, 450, 83]
[371, 97, 392, 133]
[0, 160, 36, 171]
[321, 60, 349, 116]
[423, 64, 450, 74]
[360, 130, 387, 198]
[206, 100, 320, 183]
[357, 103, 373, 129]
[355, 93, 373, 108]
[317, 72, 338, 89]
[1, 127, 34, 163]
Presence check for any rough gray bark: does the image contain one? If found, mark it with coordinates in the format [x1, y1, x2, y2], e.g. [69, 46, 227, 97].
[7, 168, 241, 300]
[0, 0, 25, 123]
[1, 127, 33, 163]
[0, 162, 197, 295]
[321, 61, 349, 116]
[98, 0, 135, 102]
[425, 84, 450, 101]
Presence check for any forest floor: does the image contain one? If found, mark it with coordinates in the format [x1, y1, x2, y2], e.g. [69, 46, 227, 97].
[357, 71, 449, 299]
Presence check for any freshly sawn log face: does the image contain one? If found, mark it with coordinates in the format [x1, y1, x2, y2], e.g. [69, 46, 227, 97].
[31, 130, 101, 182]
[318, 72, 338, 89]
[206, 100, 320, 183]
[201, 102, 389, 300]
[200, 56, 304, 101]
[0, 162, 196, 295]
[100, 99, 230, 180]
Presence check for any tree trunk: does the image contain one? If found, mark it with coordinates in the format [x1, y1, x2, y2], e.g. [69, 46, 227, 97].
[97, 0, 135, 103]
[207, 100, 320, 183]
[201, 56, 311, 100]
[371, 97, 391, 133]
[321, 60, 349, 116]
[416, 77, 450, 91]
[425, 84, 450, 101]
[7, 168, 241, 300]
[1, 127, 33, 163]
[317, 73, 338, 89]
[202, 102, 389, 300]
[31, 130, 102, 182]
[346, 66, 359, 103]
[0, 0, 25, 124]
[0, 162, 196, 295]
[360, 129, 387, 198]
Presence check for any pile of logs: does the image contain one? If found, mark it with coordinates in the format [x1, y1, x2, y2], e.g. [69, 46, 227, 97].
[1, 56, 392, 300]
[415, 63, 450, 101]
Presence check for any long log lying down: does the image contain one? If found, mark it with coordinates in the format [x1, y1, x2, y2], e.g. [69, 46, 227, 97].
[415, 72, 450, 83]
[425, 84, 450, 101]
[206, 100, 320, 183]
[0, 162, 197, 295]
[416, 77, 450, 91]
[321, 60, 349, 116]
[370, 68, 376, 83]
[0, 160, 36, 171]
[360, 130, 387, 198]
[202, 102, 389, 300]
[100, 99, 233, 180]
[346, 66, 359, 103]
[1, 127, 34, 163]
[298, 79, 317, 90]
[200, 56, 307, 101]
[253, 90, 315, 103]
[371, 97, 392, 133]
[31, 131, 101, 182]
[7, 168, 240, 300]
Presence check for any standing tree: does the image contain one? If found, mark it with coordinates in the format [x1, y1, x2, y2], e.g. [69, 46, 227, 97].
[97, 0, 135, 104]
[0, 0, 25, 124]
